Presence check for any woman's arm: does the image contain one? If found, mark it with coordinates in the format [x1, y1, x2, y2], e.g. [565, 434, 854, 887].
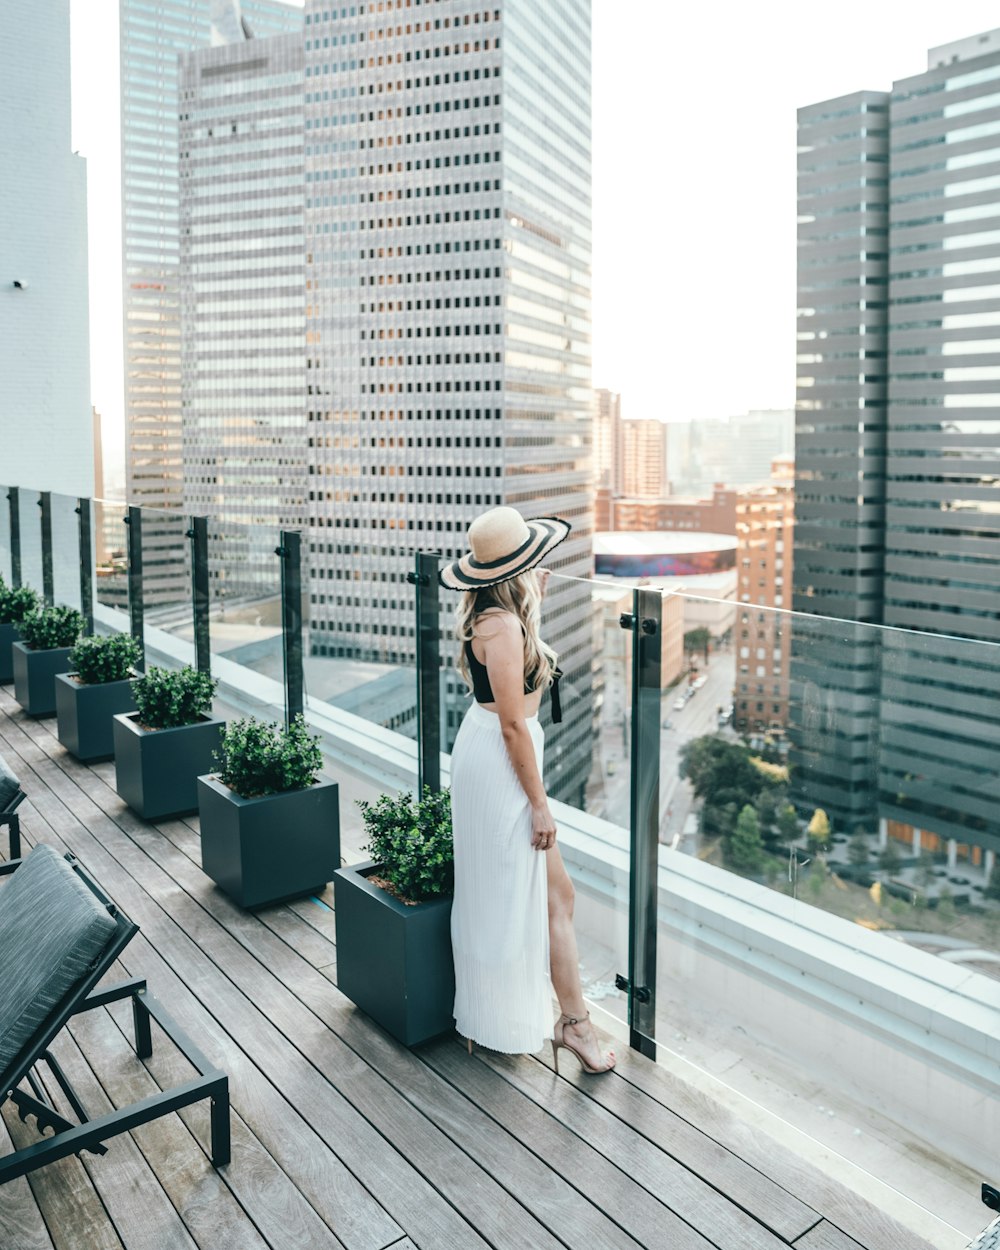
[478, 612, 556, 850]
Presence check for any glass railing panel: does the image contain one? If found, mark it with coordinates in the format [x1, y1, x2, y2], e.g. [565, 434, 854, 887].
[17, 488, 43, 596]
[205, 517, 285, 723]
[655, 590, 1000, 1230]
[540, 569, 633, 1039]
[93, 498, 129, 618]
[49, 491, 83, 613]
[301, 537, 418, 862]
[137, 504, 194, 670]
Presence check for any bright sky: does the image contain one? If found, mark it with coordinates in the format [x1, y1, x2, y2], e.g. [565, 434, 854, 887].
[69, 0, 1000, 480]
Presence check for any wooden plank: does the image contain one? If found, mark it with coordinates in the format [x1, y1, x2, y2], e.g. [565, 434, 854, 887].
[90, 799, 638, 1249]
[0, 707, 486, 1250]
[419, 1037, 715, 1250]
[67, 1005, 272, 1250]
[795, 1222, 867, 1250]
[0, 1109, 62, 1250]
[42, 1029, 199, 1250]
[0, 719, 397, 1250]
[598, 1046, 940, 1250]
[506, 1038, 818, 1241]
[454, 1042, 795, 1250]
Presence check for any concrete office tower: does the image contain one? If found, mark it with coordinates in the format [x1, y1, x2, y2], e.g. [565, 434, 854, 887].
[788, 90, 890, 830]
[0, 0, 92, 498]
[121, 0, 302, 603]
[304, 0, 595, 804]
[734, 455, 795, 738]
[619, 418, 667, 499]
[877, 37, 1000, 868]
[179, 33, 306, 558]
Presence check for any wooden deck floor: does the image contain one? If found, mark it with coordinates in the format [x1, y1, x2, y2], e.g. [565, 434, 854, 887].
[0, 688, 940, 1250]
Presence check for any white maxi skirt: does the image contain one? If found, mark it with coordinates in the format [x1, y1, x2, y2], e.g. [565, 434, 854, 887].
[450, 701, 552, 1053]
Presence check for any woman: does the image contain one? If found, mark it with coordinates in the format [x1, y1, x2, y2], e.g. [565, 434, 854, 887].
[440, 507, 614, 1074]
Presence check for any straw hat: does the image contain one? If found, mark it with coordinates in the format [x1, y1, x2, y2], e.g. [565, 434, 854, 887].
[438, 507, 571, 591]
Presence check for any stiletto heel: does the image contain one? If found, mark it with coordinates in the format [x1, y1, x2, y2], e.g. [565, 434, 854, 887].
[467, 1036, 473, 1055]
[552, 1011, 615, 1075]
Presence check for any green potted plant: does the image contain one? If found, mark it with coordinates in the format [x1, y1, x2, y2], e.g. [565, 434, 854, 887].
[112, 665, 223, 820]
[12, 605, 86, 716]
[0, 580, 40, 685]
[333, 787, 454, 1046]
[55, 633, 142, 763]
[197, 715, 340, 908]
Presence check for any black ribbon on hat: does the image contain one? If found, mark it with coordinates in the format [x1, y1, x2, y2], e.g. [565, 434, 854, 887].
[550, 668, 563, 724]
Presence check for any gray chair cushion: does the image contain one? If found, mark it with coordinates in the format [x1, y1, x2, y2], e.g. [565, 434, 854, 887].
[0, 754, 19, 811]
[0, 845, 117, 1077]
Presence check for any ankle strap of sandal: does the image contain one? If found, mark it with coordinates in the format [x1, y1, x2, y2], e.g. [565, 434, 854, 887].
[559, 1011, 589, 1026]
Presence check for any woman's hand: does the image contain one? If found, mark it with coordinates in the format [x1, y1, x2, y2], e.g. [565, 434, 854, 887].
[531, 801, 557, 851]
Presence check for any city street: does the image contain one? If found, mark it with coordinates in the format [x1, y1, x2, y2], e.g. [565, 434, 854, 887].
[592, 642, 737, 840]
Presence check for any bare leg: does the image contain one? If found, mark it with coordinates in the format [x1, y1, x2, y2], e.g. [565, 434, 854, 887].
[546, 844, 615, 1070]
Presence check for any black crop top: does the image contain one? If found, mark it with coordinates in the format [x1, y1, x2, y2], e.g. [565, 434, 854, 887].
[464, 636, 562, 723]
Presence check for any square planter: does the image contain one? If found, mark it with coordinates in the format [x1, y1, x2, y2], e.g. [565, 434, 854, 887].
[0, 623, 21, 684]
[55, 673, 138, 763]
[113, 713, 225, 821]
[12, 641, 74, 717]
[197, 774, 340, 909]
[333, 860, 454, 1047]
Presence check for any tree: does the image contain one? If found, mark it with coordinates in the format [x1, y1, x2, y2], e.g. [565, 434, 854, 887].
[777, 803, 800, 843]
[729, 804, 765, 874]
[680, 735, 781, 845]
[936, 885, 956, 925]
[877, 840, 901, 877]
[684, 627, 711, 662]
[985, 859, 1000, 903]
[847, 832, 870, 869]
[806, 808, 831, 855]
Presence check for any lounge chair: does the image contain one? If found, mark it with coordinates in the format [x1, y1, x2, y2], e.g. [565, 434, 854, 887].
[0, 753, 25, 860]
[0, 843, 229, 1183]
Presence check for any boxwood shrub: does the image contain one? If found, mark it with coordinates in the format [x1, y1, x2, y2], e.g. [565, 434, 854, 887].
[131, 665, 217, 730]
[0, 581, 40, 626]
[19, 605, 86, 651]
[214, 715, 323, 798]
[358, 786, 453, 902]
[69, 634, 142, 685]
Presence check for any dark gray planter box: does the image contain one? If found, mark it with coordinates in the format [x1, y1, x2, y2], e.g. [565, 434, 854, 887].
[55, 673, 138, 763]
[113, 712, 225, 821]
[12, 641, 74, 717]
[197, 773, 340, 909]
[0, 623, 21, 684]
[333, 860, 454, 1047]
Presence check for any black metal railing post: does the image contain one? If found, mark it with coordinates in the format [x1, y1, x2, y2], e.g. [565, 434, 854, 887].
[187, 516, 210, 675]
[7, 488, 21, 587]
[125, 506, 145, 673]
[77, 498, 94, 635]
[277, 531, 303, 727]
[617, 587, 661, 1059]
[39, 492, 54, 606]
[408, 551, 441, 796]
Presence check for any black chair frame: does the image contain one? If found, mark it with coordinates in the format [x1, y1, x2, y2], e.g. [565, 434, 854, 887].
[0, 852, 230, 1184]
[0, 783, 24, 860]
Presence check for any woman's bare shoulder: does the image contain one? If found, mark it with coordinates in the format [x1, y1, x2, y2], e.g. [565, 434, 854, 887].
[473, 608, 521, 641]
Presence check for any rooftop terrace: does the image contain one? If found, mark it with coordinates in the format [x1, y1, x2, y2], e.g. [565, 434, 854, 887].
[0, 690, 944, 1250]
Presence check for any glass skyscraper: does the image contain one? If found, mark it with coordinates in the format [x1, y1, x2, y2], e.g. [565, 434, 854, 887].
[793, 32, 1000, 863]
[302, 0, 595, 802]
[120, 0, 302, 601]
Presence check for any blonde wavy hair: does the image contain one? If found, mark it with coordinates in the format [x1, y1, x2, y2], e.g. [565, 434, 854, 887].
[455, 570, 558, 693]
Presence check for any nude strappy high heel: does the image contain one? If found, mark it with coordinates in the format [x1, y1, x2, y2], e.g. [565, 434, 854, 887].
[551, 1011, 615, 1075]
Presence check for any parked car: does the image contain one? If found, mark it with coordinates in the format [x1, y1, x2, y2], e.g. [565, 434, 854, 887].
[673, 697, 687, 711]
[692, 675, 708, 691]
